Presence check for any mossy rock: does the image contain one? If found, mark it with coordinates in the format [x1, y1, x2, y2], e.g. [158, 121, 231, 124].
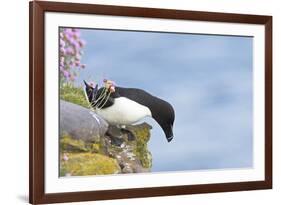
[60, 100, 108, 142]
[60, 134, 102, 153]
[59, 83, 154, 175]
[124, 123, 152, 169]
[60, 153, 121, 176]
[60, 135, 89, 152]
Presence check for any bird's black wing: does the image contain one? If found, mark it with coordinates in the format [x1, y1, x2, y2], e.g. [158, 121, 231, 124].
[114, 87, 157, 107]
[115, 87, 175, 142]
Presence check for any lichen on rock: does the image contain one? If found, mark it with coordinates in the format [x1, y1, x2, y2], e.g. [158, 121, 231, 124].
[59, 100, 153, 176]
[60, 134, 89, 152]
[100, 123, 153, 173]
[60, 153, 121, 176]
[126, 123, 153, 169]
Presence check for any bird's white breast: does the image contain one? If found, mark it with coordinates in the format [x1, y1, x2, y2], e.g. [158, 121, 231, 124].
[95, 97, 152, 125]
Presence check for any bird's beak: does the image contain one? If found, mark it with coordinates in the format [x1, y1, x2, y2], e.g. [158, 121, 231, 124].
[83, 80, 89, 87]
[92, 84, 98, 101]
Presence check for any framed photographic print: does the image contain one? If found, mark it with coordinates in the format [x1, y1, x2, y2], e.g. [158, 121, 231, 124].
[29, 1, 272, 204]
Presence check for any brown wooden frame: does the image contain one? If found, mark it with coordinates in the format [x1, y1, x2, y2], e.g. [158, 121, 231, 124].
[29, 1, 272, 204]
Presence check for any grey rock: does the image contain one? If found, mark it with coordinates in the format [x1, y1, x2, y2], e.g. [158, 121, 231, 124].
[59, 100, 153, 174]
[122, 165, 134, 173]
[60, 100, 108, 142]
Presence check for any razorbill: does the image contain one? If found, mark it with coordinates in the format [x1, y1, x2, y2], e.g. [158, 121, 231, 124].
[84, 80, 175, 142]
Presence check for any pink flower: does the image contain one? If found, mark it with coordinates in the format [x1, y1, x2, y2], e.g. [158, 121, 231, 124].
[60, 39, 65, 47]
[65, 47, 74, 55]
[63, 153, 69, 161]
[60, 47, 66, 55]
[72, 30, 81, 38]
[75, 55, 81, 61]
[75, 61, 80, 67]
[72, 41, 80, 50]
[64, 28, 73, 36]
[62, 70, 69, 78]
[72, 28, 79, 33]
[59, 28, 86, 83]
[79, 39, 86, 47]
[70, 75, 75, 81]
[64, 32, 73, 42]
[68, 37, 75, 45]
[109, 85, 115, 92]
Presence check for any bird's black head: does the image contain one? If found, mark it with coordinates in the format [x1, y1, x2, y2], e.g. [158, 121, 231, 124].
[164, 124, 174, 142]
[84, 80, 115, 109]
[149, 99, 175, 142]
[84, 80, 98, 105]
[159, 112, 174, 142]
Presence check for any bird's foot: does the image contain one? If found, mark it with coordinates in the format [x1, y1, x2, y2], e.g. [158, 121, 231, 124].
[105, 126, 124, 147]
[120, 128, 135, 141]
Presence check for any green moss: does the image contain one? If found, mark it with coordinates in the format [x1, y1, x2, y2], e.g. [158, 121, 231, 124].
[60, 153, 121, 176]
[60, 83, 89, 108]
[60, 121, 153, 175]
[126, 124, 152, 168]
[59, 135, 121, 176]
[91, 143, 100, 153]
[60, 135, 89, 152]
[60, 135, 102, 153]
